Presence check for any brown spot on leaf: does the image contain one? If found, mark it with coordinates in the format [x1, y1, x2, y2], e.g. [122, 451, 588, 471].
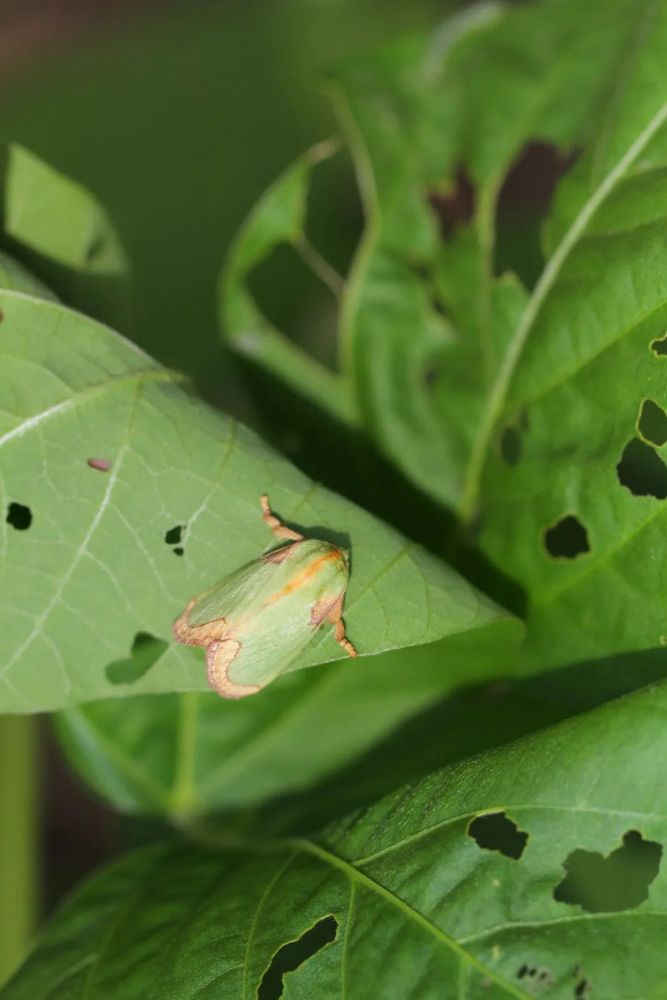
[87, 457, 111, 472]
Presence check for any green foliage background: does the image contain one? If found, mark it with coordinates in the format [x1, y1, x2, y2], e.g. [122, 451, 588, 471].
[3, 0, 667, 997]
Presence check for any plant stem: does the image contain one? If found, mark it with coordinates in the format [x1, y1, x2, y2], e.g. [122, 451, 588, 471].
[0, 715, 39, 986]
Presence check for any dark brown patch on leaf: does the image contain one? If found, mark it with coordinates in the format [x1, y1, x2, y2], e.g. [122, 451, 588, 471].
[428, 168, 475, 241]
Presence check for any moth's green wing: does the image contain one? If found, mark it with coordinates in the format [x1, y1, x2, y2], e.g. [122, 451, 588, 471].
[186, 555, 279, 627]
[183, 539, 351, 693]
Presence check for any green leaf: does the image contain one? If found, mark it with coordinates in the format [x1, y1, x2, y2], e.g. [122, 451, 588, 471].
[3, 145, 126, 275]
[258, 0, 667, 672]
[53, 621, 516, 816]
[0, 250, 57, 301]
[0, 289, 518, 712]
[8, 679, 667, 998]
[220, 139, 357, 427]
[1, 145, 129, 327]
[326, 0, 645, 509]
[470, 3, 667, 670]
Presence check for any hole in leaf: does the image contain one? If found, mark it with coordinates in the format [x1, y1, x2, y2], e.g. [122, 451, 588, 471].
[257, 915, 338, 999]
[468, 811, 528, 860]
[428, 167, 475, 241]
[500, 426, 521, 466]
[617, 438, 667, 498]
[554, 829, 662, 913]
[638, 399, 667, 447]
[165, 524, 185, 554]
[575, 978, 591, 998]
[247, 241, 340, 370]
[544, 515, 590, 559]
[0, 308, 4, 322]
[106, 632, 169, 685]
[6, 502, 32, 530]
[650, 333, 667, 356]
[495, 142, 579, 286]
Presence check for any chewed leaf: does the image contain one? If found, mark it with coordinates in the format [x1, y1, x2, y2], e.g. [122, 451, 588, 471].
[475, 7, 667, 670]
[12, 673, 667, 998]
[323, 0, 645, 509]
[0, 290, 519, 712]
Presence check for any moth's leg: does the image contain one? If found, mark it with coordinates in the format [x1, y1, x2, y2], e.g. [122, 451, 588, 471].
[260, 494, 304, 542]
[326, 594, 358, 658]
[206, 638, 261, 699]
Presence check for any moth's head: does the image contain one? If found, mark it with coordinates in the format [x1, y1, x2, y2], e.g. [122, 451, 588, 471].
[326, 543, 349, 563]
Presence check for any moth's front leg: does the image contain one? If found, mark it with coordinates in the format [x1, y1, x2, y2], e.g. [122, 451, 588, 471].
[326, 593, 357, 658]
[260, 494, 304, 542]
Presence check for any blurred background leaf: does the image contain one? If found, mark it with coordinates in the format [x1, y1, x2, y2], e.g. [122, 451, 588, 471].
[0, 0, 446, 392]
[52, 621, 518, 819]
[0, 142, 129, 326]
[9, 676, 667, 999]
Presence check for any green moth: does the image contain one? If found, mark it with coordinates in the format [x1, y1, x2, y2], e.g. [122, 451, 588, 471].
[173, 494, 357, 698]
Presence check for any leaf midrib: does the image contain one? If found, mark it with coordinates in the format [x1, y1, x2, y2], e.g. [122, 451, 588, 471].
[457, 97, 667, 522]
[0, 368, 183, 449]
[292, 838, 531, 999]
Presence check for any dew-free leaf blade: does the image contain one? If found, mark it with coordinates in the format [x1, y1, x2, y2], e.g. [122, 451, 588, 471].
[472, 2, 667, 669]
[332, 0, 646, 508]
[0, 290, 518, 712]
[0, 249, 57, 301]
[4, 145, 126, 275]
[220, 139, 356, 427]
[9, 676, 667, 998]
[0, 145, 129, 327]
[53, 619, 518, 815]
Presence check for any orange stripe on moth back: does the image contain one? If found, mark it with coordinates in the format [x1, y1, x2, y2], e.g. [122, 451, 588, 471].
[264, 549, 343, 606]
[206, 638, 260, 699]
